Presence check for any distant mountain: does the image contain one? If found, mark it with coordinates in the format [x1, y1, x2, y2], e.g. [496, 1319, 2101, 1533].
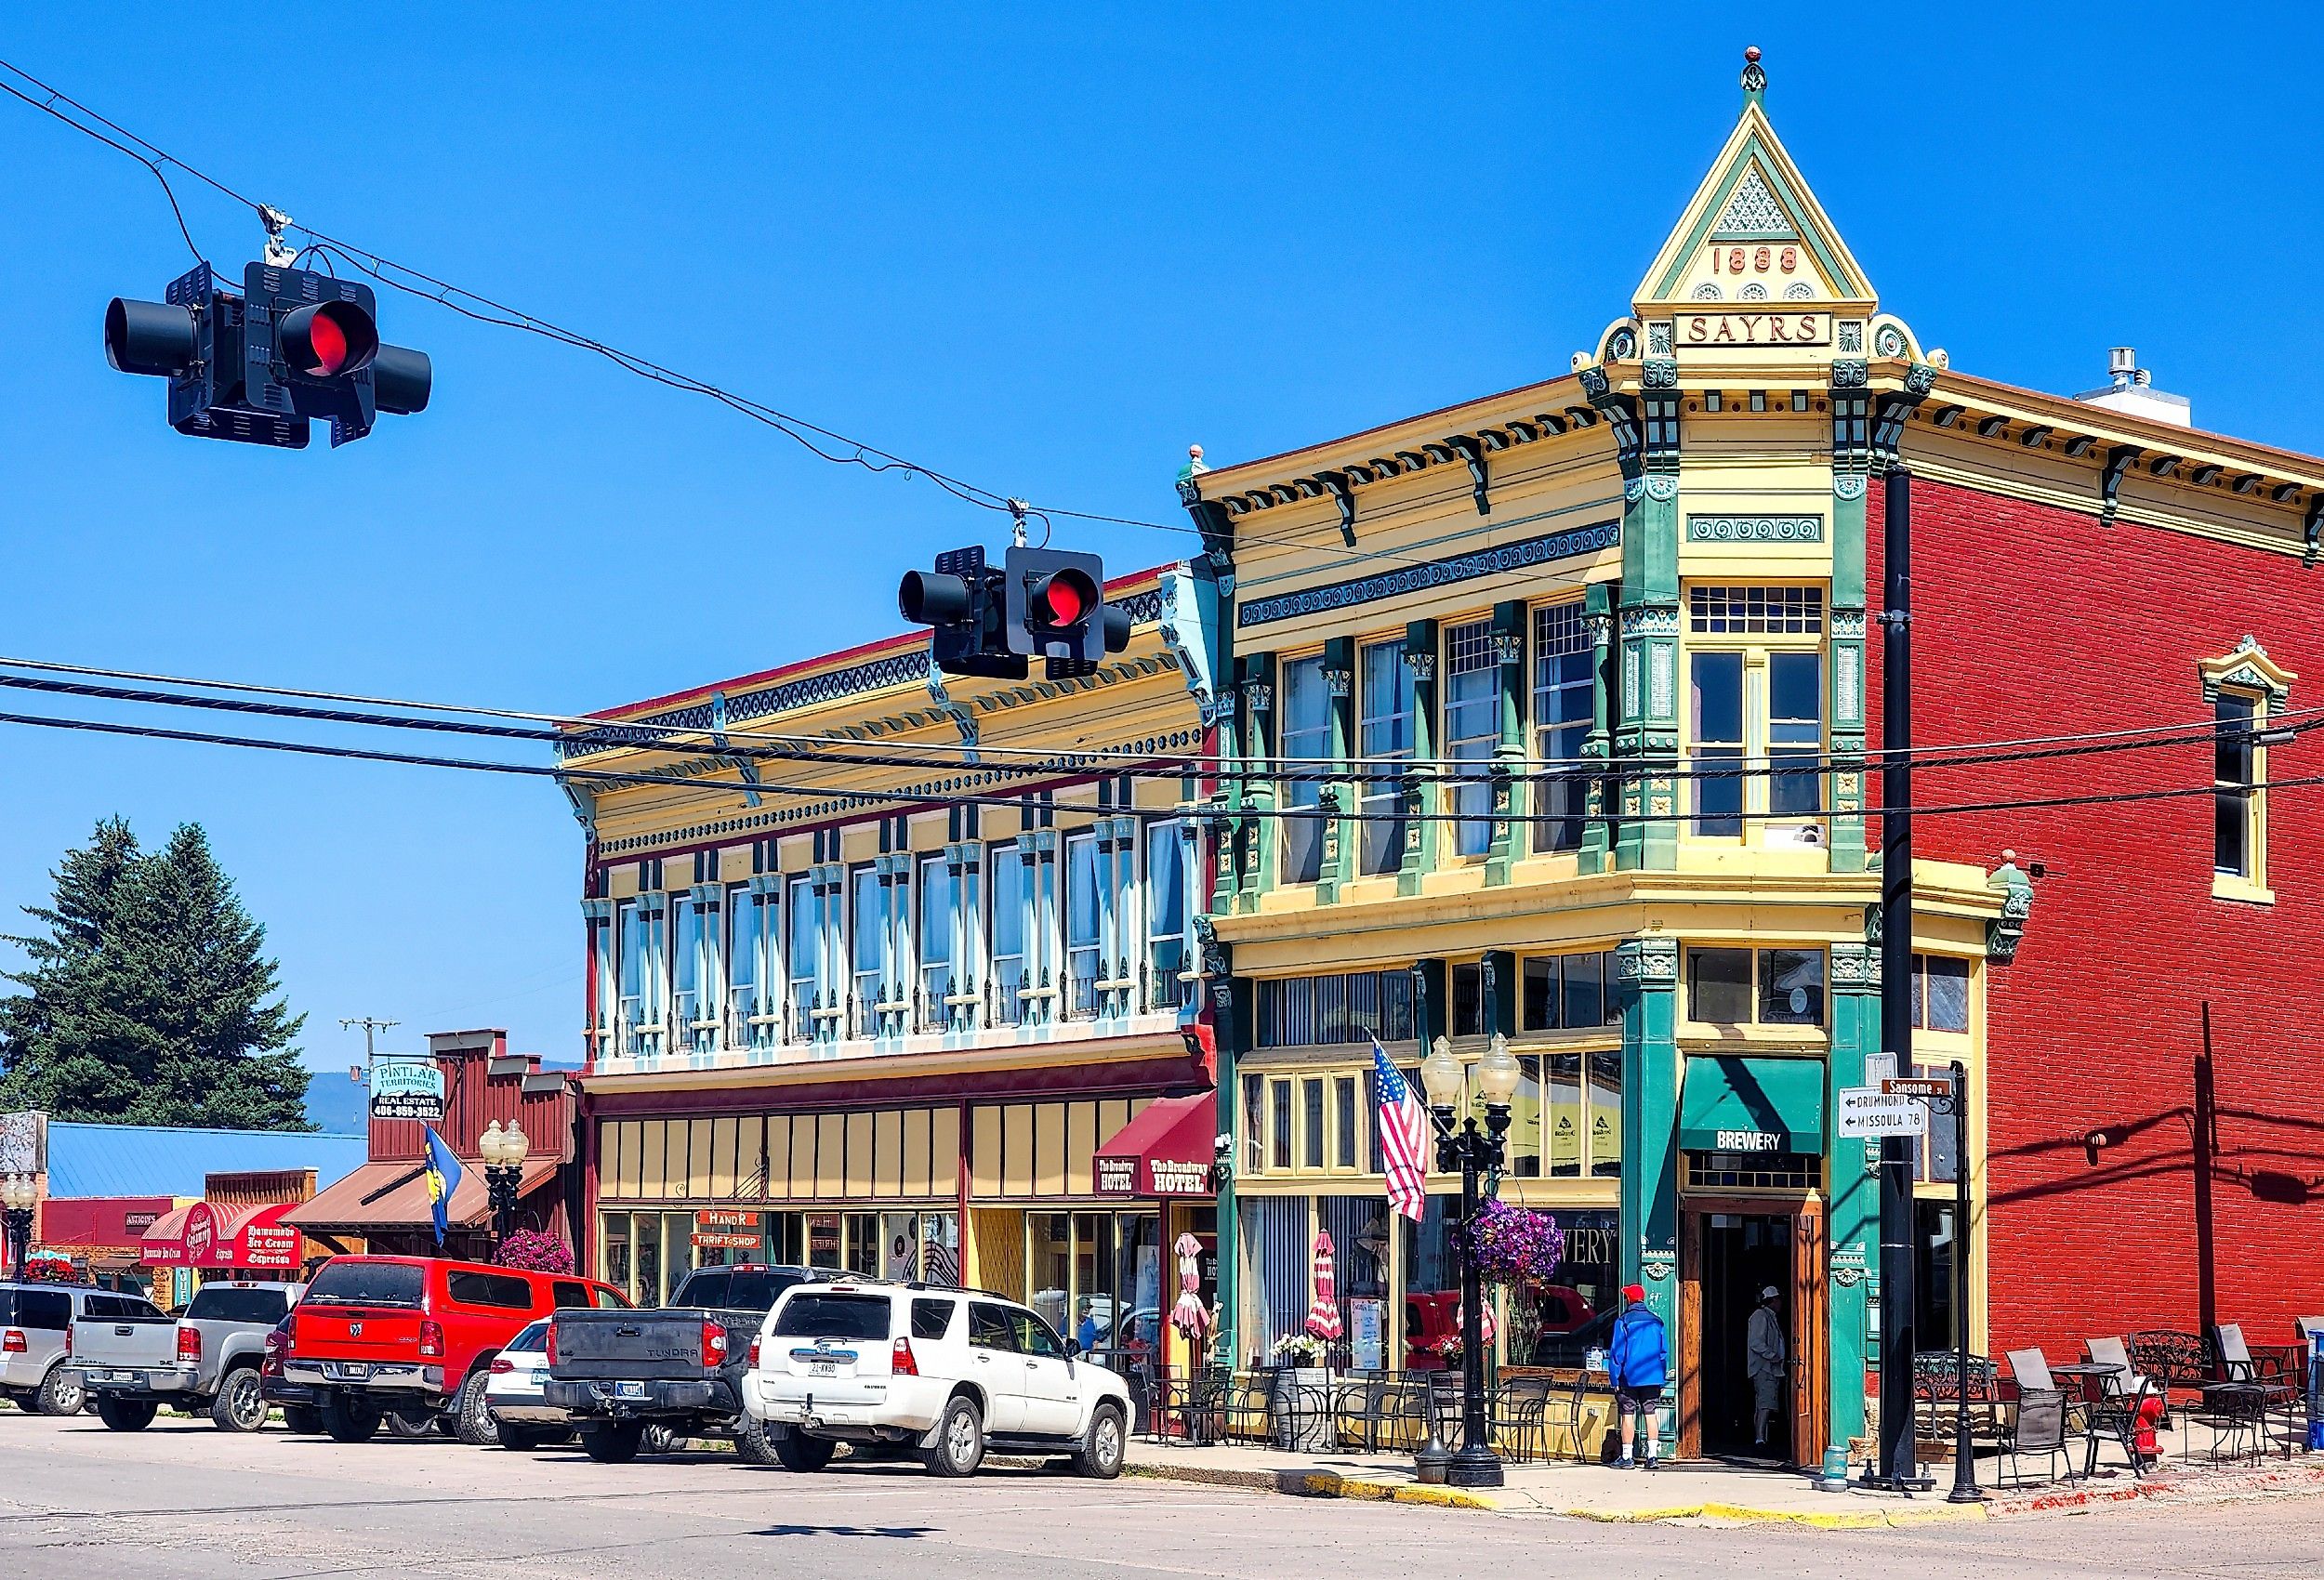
[302, 1071, 372, 1136]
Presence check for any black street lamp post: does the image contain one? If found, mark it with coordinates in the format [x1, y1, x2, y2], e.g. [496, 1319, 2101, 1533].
[1, 1174, 37, 1278]
[479, 1121, 530, 1243]
[1416, 1015, 1523, 1490]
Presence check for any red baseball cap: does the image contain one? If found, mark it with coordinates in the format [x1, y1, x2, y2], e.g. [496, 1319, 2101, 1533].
[1621, 1284, 1646, 1303]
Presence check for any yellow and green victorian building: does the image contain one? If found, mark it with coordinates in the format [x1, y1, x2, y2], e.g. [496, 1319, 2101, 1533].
[1180, 58, 2013, 1468]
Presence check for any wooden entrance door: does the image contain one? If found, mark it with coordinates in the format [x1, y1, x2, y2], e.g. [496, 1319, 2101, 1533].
[1677, 1196, 1827, 1468]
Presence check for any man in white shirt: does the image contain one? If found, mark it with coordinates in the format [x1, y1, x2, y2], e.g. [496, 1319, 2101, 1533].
[1746, 1285, 1786, 1447]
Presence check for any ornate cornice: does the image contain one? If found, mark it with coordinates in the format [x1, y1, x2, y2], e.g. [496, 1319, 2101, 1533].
[1237, 520, 1619, 628]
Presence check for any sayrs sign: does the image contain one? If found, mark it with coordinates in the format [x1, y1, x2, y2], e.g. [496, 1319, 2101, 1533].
[1680, 311, 1830, 348]
[370, 1060, 446, 1124]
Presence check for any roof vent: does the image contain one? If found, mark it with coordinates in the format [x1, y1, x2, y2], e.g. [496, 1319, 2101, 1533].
[2077, 348, 2189, 428]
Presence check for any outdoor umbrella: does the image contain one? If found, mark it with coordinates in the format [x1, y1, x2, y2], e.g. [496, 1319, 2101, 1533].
[1305, 1229, 1343, 1340]
[1169, 1231, 1210, 1341]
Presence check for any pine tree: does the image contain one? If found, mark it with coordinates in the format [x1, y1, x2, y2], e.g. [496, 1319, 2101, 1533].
[0, 819, 310, 1129]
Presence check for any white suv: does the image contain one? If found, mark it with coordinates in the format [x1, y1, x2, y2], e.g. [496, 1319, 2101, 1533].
[743, 1281, 1129, 1479]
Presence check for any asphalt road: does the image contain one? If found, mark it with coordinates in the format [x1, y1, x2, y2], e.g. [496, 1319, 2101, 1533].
[4, 1411, 2324, 1579]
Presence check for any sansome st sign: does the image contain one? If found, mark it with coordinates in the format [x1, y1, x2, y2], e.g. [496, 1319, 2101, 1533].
[1835, 1086, 1928, 1138]
[370, 1060, 446, 1123]
[1882, 1077, 1952, 1099]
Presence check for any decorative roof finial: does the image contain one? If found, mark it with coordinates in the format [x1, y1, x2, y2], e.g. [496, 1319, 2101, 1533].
[1741, 46, 1765, 109]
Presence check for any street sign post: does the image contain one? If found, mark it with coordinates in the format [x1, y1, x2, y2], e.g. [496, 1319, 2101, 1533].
[1882, 1077, 1952, 1099]
[1835, 1086, 1928, 1138]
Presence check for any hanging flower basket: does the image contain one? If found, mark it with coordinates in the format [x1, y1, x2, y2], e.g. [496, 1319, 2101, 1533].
[494, 1230, 574, 1274]
[21, 1250, 86, 1284]
[1461, 1200, 1565, 1288]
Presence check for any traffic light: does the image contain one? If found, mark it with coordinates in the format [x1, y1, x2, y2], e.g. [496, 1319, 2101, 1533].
[899, 546, 1026, 679]
[1003, 546, 1132, 678]
[105, 261, 430, 448]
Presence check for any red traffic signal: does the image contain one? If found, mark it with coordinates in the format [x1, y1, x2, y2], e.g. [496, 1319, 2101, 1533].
[1025, 566, 1099, 630]
[278, 299, 379, 377]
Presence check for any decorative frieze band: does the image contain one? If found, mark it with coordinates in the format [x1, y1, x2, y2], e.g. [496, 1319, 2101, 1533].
[1685, 513, 1824, 544]
[1236, 520, 1620, 628]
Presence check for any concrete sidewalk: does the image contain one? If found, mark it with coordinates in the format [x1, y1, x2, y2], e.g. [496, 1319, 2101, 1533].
[1124, 1437, 2324, 1526]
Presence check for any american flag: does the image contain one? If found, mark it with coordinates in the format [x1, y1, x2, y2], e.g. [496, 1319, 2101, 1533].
[1372, 1037, 1429, 1222]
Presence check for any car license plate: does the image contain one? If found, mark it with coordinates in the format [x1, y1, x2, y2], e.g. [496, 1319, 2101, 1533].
[326, 1363, 373, 1382]
[808, 1360, 838, 1377]
[531, 1371, 548, 1387]
[615, 1380, 646, 1400]
[103, 1371, 136, 1384]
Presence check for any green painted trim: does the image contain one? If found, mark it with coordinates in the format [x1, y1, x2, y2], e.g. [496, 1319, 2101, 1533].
[1486, 600, 1527, 885]
[1618, 935, 1681, 1441]
[1579, 582, 1616, 876]
[1824, 942, 1879, 1462]
[1398, 621, 1439, 897]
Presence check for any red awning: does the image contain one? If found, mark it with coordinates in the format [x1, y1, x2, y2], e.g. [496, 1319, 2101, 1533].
[142, 1202, 303, 1271]
[1093, 1092, 1217, 1198]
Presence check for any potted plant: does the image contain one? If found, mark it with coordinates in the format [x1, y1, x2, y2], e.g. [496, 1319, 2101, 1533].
[1267, 1332, 1332, 1451]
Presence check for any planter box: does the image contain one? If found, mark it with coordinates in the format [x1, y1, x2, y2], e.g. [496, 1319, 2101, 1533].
[1273, 1366, 1333, 1452]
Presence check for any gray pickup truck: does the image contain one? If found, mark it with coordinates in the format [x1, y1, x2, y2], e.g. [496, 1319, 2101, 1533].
[545, 1264, 816, 1463]
[68, 1280, 304, 1431]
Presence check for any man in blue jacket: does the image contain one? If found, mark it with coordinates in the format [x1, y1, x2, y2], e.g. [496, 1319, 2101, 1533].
[1607, 1283, 1669, 1470]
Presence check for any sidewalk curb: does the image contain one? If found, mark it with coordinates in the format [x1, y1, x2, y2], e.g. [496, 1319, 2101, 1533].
[1125, 1461, 1499, 1510]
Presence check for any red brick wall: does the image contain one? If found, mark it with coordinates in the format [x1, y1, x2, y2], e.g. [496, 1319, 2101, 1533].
[1868, 475, 2324, 1362]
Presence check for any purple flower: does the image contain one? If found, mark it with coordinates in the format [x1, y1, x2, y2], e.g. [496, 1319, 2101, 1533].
[1461, 1201, 1565, 1287]
[494, 1230, 575, 1274]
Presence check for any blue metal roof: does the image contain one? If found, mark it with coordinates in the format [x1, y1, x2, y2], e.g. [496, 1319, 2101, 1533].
[45, 1123, 370, 1199]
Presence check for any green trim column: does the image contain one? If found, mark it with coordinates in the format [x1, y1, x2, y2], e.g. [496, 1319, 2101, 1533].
[1236, 653, 1277, 915]
[1578, 582, 1617, 876]
[1829, 367, 1871, 873]
[1485, 600, 1527, 886]
[1825, 939, 1879, 1472]
[1616, 936, 1682, 1350]
[1397, 620, 1440, 896]
[1317, 638, 1356, 904]
[1608, 363, 1681, 873]
[1204, 925, 1251, 1376]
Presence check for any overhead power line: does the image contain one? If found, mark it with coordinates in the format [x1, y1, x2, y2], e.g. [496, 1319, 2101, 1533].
[0, 665, 2304, 797]
[0, 704, 2309, 833]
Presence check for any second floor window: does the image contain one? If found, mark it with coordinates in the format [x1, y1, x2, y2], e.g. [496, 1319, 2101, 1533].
[918, 855, 957, 1028]
[1690, 651, 1746, 836]
[728, 886, 773, 1049]
[990, 844, 1027, 1025]
[672, 894, 718, 1051]
[1444, 619, 1498, 857]
[1533, 602, 1592, 852]
[851, 865, 886, 1036]
[1064, 832, 1102, 1018]
[2215, 691, 2259, 879]
[787, 875, 831, 1039]
[1279, 654, 1328, 884]
[1145, 821, 1188, 1011]
[1358, 639, 1414, 876]
[616, 898, 667, 1051]
[1685, 944, 1827, 1028]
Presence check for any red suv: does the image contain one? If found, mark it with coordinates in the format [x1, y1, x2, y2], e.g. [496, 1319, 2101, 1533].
[284, 1256, 625, 1443]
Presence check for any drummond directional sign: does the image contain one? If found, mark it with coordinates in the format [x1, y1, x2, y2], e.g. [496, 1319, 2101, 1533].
[1835, 1086, 1927, 1138]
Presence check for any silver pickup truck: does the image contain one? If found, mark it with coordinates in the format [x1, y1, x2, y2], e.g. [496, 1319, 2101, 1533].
[67, 1280, 304, 1431]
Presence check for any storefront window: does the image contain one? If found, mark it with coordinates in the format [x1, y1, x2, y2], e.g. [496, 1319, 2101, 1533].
[1400, 1196, 1459, 1370]
[1026, 1210, 1160, 1367]
[1318, 1195, 1392, 1371]
[601, 1214, 631, 1296]
[1507, 1208, 1618, 1366]
[1242, 1195, 1312, 1368]
[1685, 946, 1826, 1027]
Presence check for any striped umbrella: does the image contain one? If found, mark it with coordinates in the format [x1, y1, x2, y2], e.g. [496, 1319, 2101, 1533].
[1304, 1229, 1343, 1341]
[1169, 1231, 1210, 1340]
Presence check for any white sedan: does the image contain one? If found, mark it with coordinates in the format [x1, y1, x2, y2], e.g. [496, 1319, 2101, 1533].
[482, 1321, 574, 1452]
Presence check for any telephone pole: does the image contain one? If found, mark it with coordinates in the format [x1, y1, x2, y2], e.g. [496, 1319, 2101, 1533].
[339, 1016, 401, 1073]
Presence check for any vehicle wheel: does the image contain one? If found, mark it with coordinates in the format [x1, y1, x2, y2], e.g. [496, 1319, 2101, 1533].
[454, 1371, 499, 1447]
[387, 1407, 437, 1439]
[774, 1429, 836, 1473]
[35, 1365, 85, 1417]
[733, 1416, 781, 1465]
[97, 1396, 158, 1432]
[282, 1404, 324, 1435]
[210, 1368, 268, 1432]
[320, 1394, 383, 1443]
[919, 1394, 984, 1478]
[581, 1422, 645, 1464]
[641, 1424, 682, 1455]
[495, 1421, 549, 1452]
[1071, 1402, 1126, 1480]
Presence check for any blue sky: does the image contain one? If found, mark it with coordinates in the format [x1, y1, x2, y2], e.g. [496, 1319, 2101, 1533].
[4, 7, 2322, 1088]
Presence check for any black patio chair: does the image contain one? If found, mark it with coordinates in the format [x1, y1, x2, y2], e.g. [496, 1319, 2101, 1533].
[2000, 1388, 2074, 1486]
[2080, 1367, 2157, 1479]
[1216, 1366, 1277, 1442]
[2213, 1324, 2299, 1454]
[1490, 1375, 1555, 1465]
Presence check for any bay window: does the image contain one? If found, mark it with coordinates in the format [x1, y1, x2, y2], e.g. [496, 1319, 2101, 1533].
[990, 844, 1027, 1025]
[671, 891, 720, 1054]
[918, 854, 957, 1030]
[616, 896, 667, 1056]
[1064, 831, 1101, 1019]
[1358, 639, 1414, 875]
[1279, 654, 1328, 884]
[727, 884, 775, 1051]
[850, 864, 885, 1038]
[1532, 601, 1592, 852]
[786, 874, 833, 1044]
[1444, 618, 1498, 857]
[1685, 586, 1827, 841]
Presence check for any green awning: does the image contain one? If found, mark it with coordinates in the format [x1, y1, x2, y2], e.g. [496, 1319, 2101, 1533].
[1679, 1055, 1825, 1153]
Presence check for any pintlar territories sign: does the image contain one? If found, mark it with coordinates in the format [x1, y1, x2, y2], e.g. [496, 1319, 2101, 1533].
[370, 1060, 446, 1124]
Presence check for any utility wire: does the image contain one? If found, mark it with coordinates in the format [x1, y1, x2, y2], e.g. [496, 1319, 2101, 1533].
[0, 666, 2304, 795]
[0, 652, 2299, 778]
[0, 54, 1576, 586]
[0, 705, 2307, 831]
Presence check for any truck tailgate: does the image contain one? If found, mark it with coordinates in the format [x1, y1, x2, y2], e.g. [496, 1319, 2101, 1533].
[294, 1305, 425, 1366]
[69, 1314, 179, 1371]
[549, 1310, 727, 1380]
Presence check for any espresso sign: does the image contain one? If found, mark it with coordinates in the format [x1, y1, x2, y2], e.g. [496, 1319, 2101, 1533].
[1680, 310, 1829, 347]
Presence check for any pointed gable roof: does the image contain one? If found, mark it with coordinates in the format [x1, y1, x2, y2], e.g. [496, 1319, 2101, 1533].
[1632, 81, 1876, 315]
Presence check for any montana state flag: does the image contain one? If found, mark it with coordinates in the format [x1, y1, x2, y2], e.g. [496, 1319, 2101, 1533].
[423, 1126, 466, 1248]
